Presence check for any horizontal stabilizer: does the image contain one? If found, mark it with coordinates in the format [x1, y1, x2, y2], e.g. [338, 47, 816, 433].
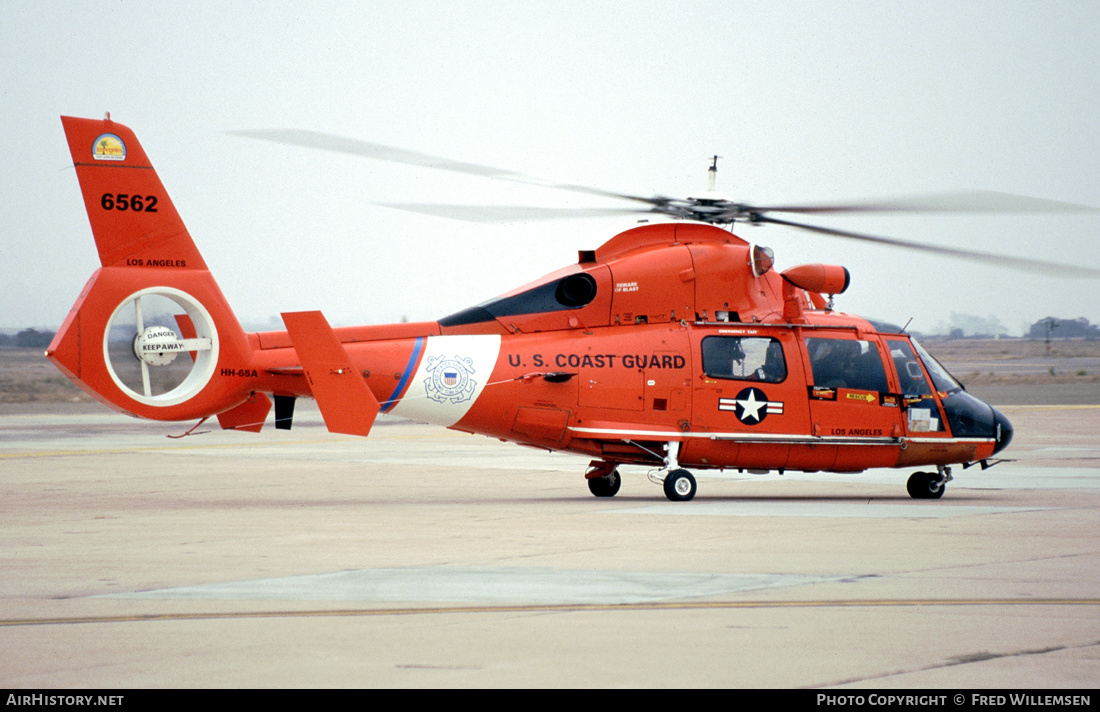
[281, 311, 380, 437]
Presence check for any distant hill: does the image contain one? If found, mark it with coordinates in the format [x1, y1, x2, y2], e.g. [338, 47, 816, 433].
[0, 328, 56, 348]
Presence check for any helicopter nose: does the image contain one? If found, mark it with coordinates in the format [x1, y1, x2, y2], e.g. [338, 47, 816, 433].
[941, 391, 1013, 456]
[991, 407, 1013, 455]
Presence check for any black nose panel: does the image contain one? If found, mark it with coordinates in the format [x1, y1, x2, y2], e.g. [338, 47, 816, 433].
[941, 391, 997, 438]
[992, 407, 1014, 454]
[941, 390, 1013, 455]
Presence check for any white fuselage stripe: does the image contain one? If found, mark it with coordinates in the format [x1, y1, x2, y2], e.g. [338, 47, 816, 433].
[567, 426, 994, 445]
[389, 335, 501, 427]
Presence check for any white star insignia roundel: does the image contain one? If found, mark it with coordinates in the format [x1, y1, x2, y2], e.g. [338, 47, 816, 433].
[718, 388, 784, 425]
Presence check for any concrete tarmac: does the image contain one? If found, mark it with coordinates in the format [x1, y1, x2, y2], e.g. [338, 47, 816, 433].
[1, 402, 1098, 688]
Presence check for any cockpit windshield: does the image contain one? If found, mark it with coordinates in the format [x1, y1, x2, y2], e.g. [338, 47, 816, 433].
[910, 338, 963, 393]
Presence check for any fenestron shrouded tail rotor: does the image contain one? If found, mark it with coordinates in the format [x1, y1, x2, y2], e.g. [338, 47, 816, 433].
[104, 288, 218, 405]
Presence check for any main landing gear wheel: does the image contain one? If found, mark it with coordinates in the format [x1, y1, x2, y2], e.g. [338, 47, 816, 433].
[585, 462, 621, 497]
[907, 471, 945, 499]
[663, 468, 697, 502]
[587, 471, 621, 497]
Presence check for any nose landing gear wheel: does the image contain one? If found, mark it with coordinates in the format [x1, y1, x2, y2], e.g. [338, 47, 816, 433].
[663, 469, 697, 502]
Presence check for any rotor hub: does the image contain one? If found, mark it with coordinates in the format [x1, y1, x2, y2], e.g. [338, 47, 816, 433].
[134, 325, 186, 366]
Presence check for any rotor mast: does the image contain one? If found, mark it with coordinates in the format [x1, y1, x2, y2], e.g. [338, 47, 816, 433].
[707, 155, 720, 193]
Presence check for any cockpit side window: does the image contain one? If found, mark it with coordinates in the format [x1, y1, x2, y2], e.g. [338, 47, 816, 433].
[910, 338, 963, 393]
[804, 337, 889, 392]
[702, 336, 787, 383]
[888, 340, 933, 396]
[885, 338, 949, 432]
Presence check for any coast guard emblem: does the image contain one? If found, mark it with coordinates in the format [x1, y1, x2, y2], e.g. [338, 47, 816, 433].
[424, 355, 477, 404]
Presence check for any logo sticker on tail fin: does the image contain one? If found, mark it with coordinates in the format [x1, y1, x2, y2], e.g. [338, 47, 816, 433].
[93, 133, 126, 161]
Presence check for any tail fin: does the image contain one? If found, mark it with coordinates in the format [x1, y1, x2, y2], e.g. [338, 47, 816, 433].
[59, 116, 208, 270]
[48, 116, 263, 424]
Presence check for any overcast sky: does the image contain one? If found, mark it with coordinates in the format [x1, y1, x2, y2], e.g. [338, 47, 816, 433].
[4, 1, 1099, 335]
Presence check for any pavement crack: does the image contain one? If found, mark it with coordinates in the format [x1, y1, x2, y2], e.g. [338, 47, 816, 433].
[813, 639, 1100, 688]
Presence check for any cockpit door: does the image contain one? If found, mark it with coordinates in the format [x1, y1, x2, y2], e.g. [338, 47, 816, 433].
[882, 336, 951, 438]
[800, 333, 904, 469]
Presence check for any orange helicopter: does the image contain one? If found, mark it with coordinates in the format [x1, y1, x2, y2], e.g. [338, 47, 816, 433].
[49, 115, 1099, 501]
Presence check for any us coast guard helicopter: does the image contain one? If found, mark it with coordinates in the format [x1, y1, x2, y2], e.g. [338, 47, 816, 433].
[48, 116, 1099, 501]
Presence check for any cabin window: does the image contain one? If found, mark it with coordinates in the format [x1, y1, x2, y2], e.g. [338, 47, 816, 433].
[804, 337, 888, 392]
[701, 336, 787, 383]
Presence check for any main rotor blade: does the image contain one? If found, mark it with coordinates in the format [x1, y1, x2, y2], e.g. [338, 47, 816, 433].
[755, 215, 1100, 278]
[751, 190, 1100, 216]
[228, 129, 658, 206]
[377, 202, 646, 223]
